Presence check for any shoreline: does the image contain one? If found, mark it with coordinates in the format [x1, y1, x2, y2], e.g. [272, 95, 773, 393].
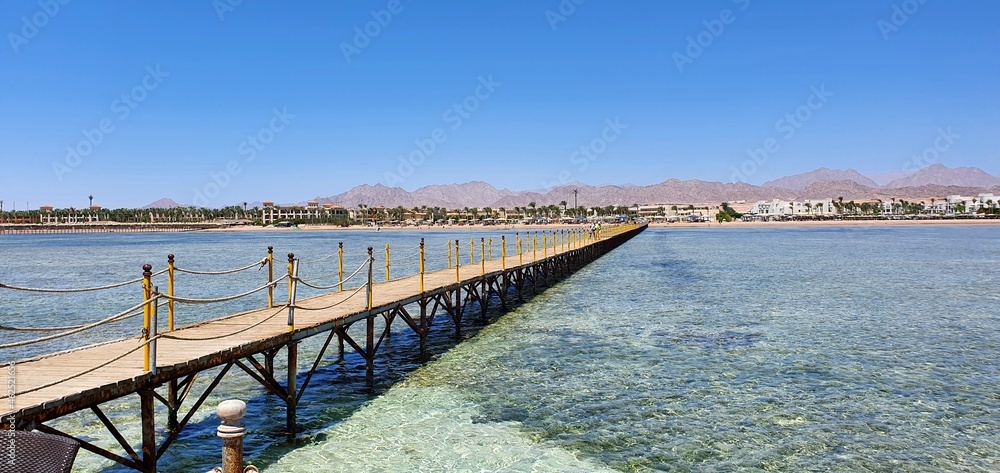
[648, 218, 1000, 229]
[205, 218, 1000, 233]
[2, 218, 997, 235]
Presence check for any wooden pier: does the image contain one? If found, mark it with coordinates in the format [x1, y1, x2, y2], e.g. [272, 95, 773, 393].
[1, 223, 646, 472]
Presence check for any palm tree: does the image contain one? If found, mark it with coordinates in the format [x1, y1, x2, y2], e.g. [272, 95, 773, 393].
[528, 202, 537, 217]
[88, 195, 93, 208]
[559, 200, 568, 216]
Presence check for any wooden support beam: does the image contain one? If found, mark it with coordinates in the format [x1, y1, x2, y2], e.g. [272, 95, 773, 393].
[286, 341, 298, 435]
[366, 313, 375, 384]
[139, 387, 156, 472]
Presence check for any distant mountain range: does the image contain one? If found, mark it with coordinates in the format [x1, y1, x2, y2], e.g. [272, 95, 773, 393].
[765, 164, 1000, 191]
[143, 165, 1000, 209]
[763, 168, 880, 190]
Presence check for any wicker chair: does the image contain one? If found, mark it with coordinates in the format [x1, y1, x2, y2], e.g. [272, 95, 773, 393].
[4, 430, 80, 473]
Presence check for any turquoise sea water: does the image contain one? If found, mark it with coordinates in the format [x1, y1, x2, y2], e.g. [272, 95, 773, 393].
[1, 226, 998, 471]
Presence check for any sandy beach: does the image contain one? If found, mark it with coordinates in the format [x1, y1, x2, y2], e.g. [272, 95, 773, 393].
[199, 218, 1000, 233]
[649, 218, 1000, 229]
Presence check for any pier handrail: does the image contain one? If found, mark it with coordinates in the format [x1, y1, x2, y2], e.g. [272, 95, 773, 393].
[0, 269, 167, 293]
[293, 281, 369, 311]
[295, 257, 370, 291]
[0, 298, 160, 349]
[158, 276, 286, 305]
[1, 224, 641, 363]
[159, 303, 288, 342]
[172, 258, 267, 276]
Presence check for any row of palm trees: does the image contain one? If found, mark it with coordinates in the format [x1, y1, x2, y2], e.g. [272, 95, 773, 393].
[370, 202, 646, 224]
[0, 206, 252, 224]
[828, 196, 997, 216]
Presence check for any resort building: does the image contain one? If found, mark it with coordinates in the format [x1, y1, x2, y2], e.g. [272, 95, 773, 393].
[748, 199, 793, 218]
[259, 201, 348, 224]
[38, 205, 104, 224]
[746, 194, 999, 219]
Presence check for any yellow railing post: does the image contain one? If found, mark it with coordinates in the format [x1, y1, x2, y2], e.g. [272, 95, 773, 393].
[533, 232, 538, 261]
[469, 237, 474, 265]
[287, 253, 296, 331]
[166, 254, 175, 331]
[419, 238, 425, 293]
[367, 247, 374, 310]
[267, 246, 275, 308]
[447, 240, 453, 269]
[480, 237, 485, 275]
[142, 264, 152, 372]
[501, 235, 506, 270]
[454, 240, 460, 282]
[149, 285, 158, 374]
[517, 233, 523, 266]
[338, 242, 344, 292]
[543, 233, 548, 258]
[488, 237, 493, 261]
[385, 243, 390, 282]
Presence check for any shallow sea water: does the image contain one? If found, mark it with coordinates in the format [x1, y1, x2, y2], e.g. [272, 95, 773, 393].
[2, 226, 998, 471]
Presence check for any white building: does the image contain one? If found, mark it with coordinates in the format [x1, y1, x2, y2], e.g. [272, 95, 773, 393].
[748, 200, 793, 218]
[260, 201, 348, 224]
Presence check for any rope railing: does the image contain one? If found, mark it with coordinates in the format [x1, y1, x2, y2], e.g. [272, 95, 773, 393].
[294, 282, 368, 311]
[296, 258, 371, 291]
[159, 276, 286, 305]
[173, 258, 267, 276]
[2, 302, 292, 399]
[159, 304, 288, 342]
[387, 250, 422, 264]
[0, 297, 157, 349]
[0, 269, 167, 294]
[0, 301, 169, 333]
[298, 252, 339, 265]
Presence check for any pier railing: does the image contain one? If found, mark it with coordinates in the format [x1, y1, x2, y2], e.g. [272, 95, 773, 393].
[0, 224, 639, 373]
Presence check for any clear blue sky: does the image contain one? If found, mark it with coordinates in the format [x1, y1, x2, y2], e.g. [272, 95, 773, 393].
[1, 1, 997, 209]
